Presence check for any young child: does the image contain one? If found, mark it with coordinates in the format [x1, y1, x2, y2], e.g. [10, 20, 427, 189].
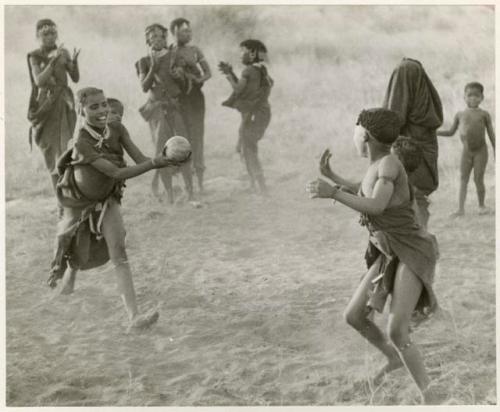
[437, 82, 496, 217]
[220, 39, 273, 194]
[391, 136, 424, 176]
[169, 17, 211, 195]
[308, 108, 440, 404]
[106, 97, 124, 124]
[50, 87, 189, 331]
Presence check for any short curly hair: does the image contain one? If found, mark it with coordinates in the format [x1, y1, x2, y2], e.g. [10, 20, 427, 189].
[356, 108, 401, 145]
[465, 82, 484, 95]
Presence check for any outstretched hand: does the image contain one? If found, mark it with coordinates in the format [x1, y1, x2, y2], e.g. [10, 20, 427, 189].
[319, 148, 334, 180]
[154, 151, 192, 168]
[218, 61, 233, 75]
[72, 47, 81, 62]
[306, 177, 340, 199]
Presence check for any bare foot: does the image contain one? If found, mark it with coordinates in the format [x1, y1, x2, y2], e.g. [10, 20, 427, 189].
[127, 310, 159, 332]
[59, 271, 76, 295]
[372, 356, 404, 385]
[449, 210, 465, 218]
[479, 206, 493, 215]
[59, 283, 75, 295]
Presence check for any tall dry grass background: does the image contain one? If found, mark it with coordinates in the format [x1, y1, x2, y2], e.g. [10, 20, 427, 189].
[4, 5, 496, 406]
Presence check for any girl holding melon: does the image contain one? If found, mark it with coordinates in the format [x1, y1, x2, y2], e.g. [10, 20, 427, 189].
[50, 87, 191, 331]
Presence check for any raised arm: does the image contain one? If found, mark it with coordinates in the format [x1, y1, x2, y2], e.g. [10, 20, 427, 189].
[309, 156, 398, 215]
[29, 55, 58, 87]
[65, 48, 80, 83]
[319, 149, 360, 193]
[137, 55, 157, 93]
[226, 73, 247, 94]
[331, 172, 361, 194]
[332, 158, 398, 215]
[485, 111, 495, 152]
[437, 113, 459, 137]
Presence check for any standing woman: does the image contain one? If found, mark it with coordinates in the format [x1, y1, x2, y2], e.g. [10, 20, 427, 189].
[382, 58, 443, 229]
[136, 23, 194, 204]
[170, 18, 211, 195]
[27, 19, 80, 194]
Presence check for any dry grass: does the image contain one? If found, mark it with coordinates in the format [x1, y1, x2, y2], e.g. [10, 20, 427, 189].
[4, 5, 496, 406]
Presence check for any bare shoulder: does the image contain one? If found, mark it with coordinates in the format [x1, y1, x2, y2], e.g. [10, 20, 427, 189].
[378, 154, 402, 181]
[481, 109, 492, 120]
[109, 121, 126, 133]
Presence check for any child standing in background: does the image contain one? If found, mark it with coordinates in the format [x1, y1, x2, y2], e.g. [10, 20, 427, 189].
[437, 82, 495, 217]
[136, 23, 194, 205]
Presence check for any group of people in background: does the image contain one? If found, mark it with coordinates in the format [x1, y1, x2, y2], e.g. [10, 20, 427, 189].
[25, 14, 494, 405]
[26, 17, 273, 330]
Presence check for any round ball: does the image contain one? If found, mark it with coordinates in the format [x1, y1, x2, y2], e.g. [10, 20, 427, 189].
[162, 136, 191, 162]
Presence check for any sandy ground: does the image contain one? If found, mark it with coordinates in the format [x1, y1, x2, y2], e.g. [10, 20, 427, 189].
[5, 155, 496, 406]
[3, 4, 495, 407]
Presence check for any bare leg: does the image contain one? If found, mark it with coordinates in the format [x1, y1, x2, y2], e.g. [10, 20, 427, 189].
[60, 267, 77, 295]
[50, 174, 64, 219]
[452, 149, 473, 217]
[344, 256, 402, 382]
[452, 181, 467, 217]
[113, 261, 138, 319]
[387, 263, 431, 402]
[196, 169, 204, 194]
[151, 170, 161, 200]
[473, 146, 489, 213]
[180, 162, 194, 201]
[102, 200, 159, 330]
[159, 168, 174, 204]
